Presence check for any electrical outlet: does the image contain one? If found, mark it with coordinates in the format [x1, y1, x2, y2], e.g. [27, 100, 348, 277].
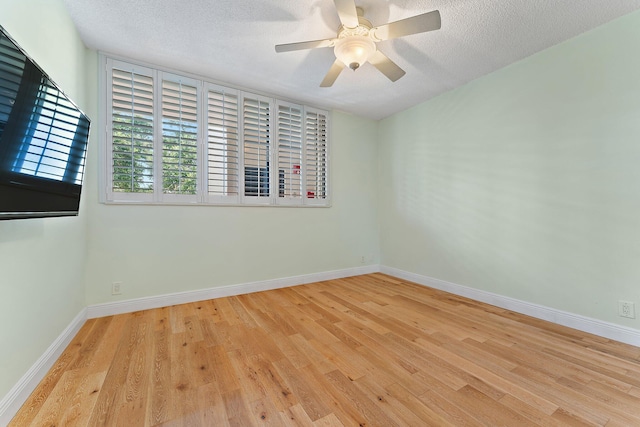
[112, 281, 122, 295]
[360, 256, 365, 264]
[619, 300, 635, 319]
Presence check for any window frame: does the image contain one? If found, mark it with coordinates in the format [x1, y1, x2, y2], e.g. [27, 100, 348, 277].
[101, 54, 331, 207]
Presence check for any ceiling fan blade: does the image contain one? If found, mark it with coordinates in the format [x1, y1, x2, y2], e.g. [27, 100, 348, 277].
[368, 50, 406, 82]
[320, 59, 345, 87]
[275, 39, 334, 53]
[334, 0, 359, 28]
[371, 10, 441, 41]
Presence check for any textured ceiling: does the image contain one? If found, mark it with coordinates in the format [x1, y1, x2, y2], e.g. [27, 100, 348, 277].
[63, 0, 640, 120]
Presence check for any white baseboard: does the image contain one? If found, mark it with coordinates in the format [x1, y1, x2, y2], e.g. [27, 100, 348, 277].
[381, 265, 640, 347]
[87, 265, 380, 318]
[0, 308, 88, 425]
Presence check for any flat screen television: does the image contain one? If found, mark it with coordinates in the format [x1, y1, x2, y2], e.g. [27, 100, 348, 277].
[0, 25, 90, 220]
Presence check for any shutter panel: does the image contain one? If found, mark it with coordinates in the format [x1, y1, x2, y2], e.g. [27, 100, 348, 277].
[206, 85, 239, 201]
[110, 66, 154, 194]
[104, 56, 329, 206]
[161, 77, 198, 196]
[305, 109, 329, 203]
[242, 94, 271, 199]
[276, 101, 303, 204]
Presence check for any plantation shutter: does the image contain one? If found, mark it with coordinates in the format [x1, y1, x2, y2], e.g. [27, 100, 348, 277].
[108, 61, 154, 201]
[276, 101, 303, 204]
[242, 94, 272, 202]
[103, 56, 329, 206]
[304, 109, 329, 204]
[206, 84, 239, 203]
[161, 75, 199, 199]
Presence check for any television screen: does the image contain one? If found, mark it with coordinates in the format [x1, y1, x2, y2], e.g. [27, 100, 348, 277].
[0, 25, 90, 220]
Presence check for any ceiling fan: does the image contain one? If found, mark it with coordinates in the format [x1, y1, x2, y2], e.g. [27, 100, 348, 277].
[275, 0, 441, 87]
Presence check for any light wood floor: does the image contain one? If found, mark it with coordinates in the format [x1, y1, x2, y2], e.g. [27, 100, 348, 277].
[10, 274, 640, 426]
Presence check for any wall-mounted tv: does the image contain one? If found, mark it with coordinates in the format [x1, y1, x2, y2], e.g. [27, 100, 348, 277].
[0, 25, 90, 220]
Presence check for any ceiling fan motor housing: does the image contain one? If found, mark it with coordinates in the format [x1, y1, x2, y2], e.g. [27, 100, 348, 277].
[335, 16, 376, 71]
[334, 35, 376, 70]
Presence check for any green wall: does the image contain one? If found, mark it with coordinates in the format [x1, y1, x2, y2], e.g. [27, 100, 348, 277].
[83, 111, 380, 303]
[379, 10, 640, 328]
[0, 0, 96, 398]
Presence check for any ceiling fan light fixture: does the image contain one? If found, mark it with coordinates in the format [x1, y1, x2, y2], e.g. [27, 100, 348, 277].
[334, 35, 376, 71]
[274, 1, 442, 86]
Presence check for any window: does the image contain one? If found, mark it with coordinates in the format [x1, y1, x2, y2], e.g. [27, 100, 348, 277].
[103, 57, 329, 206]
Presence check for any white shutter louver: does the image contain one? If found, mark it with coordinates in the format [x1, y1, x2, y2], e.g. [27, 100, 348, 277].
[162, 78, 198, 195]
[276, 102, 303, 202]
[111, 68, 154, 193]
[243, 95, 271, 198]
[207, 86, 239, 199]
[305, 110, 328, 202]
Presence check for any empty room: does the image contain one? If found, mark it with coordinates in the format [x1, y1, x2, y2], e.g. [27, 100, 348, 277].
[2, 0, 640, 425]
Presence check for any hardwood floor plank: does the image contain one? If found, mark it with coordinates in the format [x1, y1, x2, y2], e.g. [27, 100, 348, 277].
[58, 370, 106, 426]
[250, 354, 299, 412]
[353, 375, 434, 427]
[417, 389, 485, 427]
[281, 403, 315, 426]
[227, 349, 267, 405]
[247, 397, 281, 427]
[67, 316, 113, 371]
[287, 334, 337, 375]
[451, 385, 540, 426]
[197, 383, 230, 427]
[124, 312, 153, 404]
[147, 328, 171, 426]
[222, 388, 254, 427]
[10, 274, 640, 426]
[511, 365, 611, 425]
[497, 393, 567, 427]
[323, 369, 399, 427]
[85, 313, 140, 426]
[271, 358, 332, 422]
[29, 370, 83, 426]
[312, 413, 344, 427]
